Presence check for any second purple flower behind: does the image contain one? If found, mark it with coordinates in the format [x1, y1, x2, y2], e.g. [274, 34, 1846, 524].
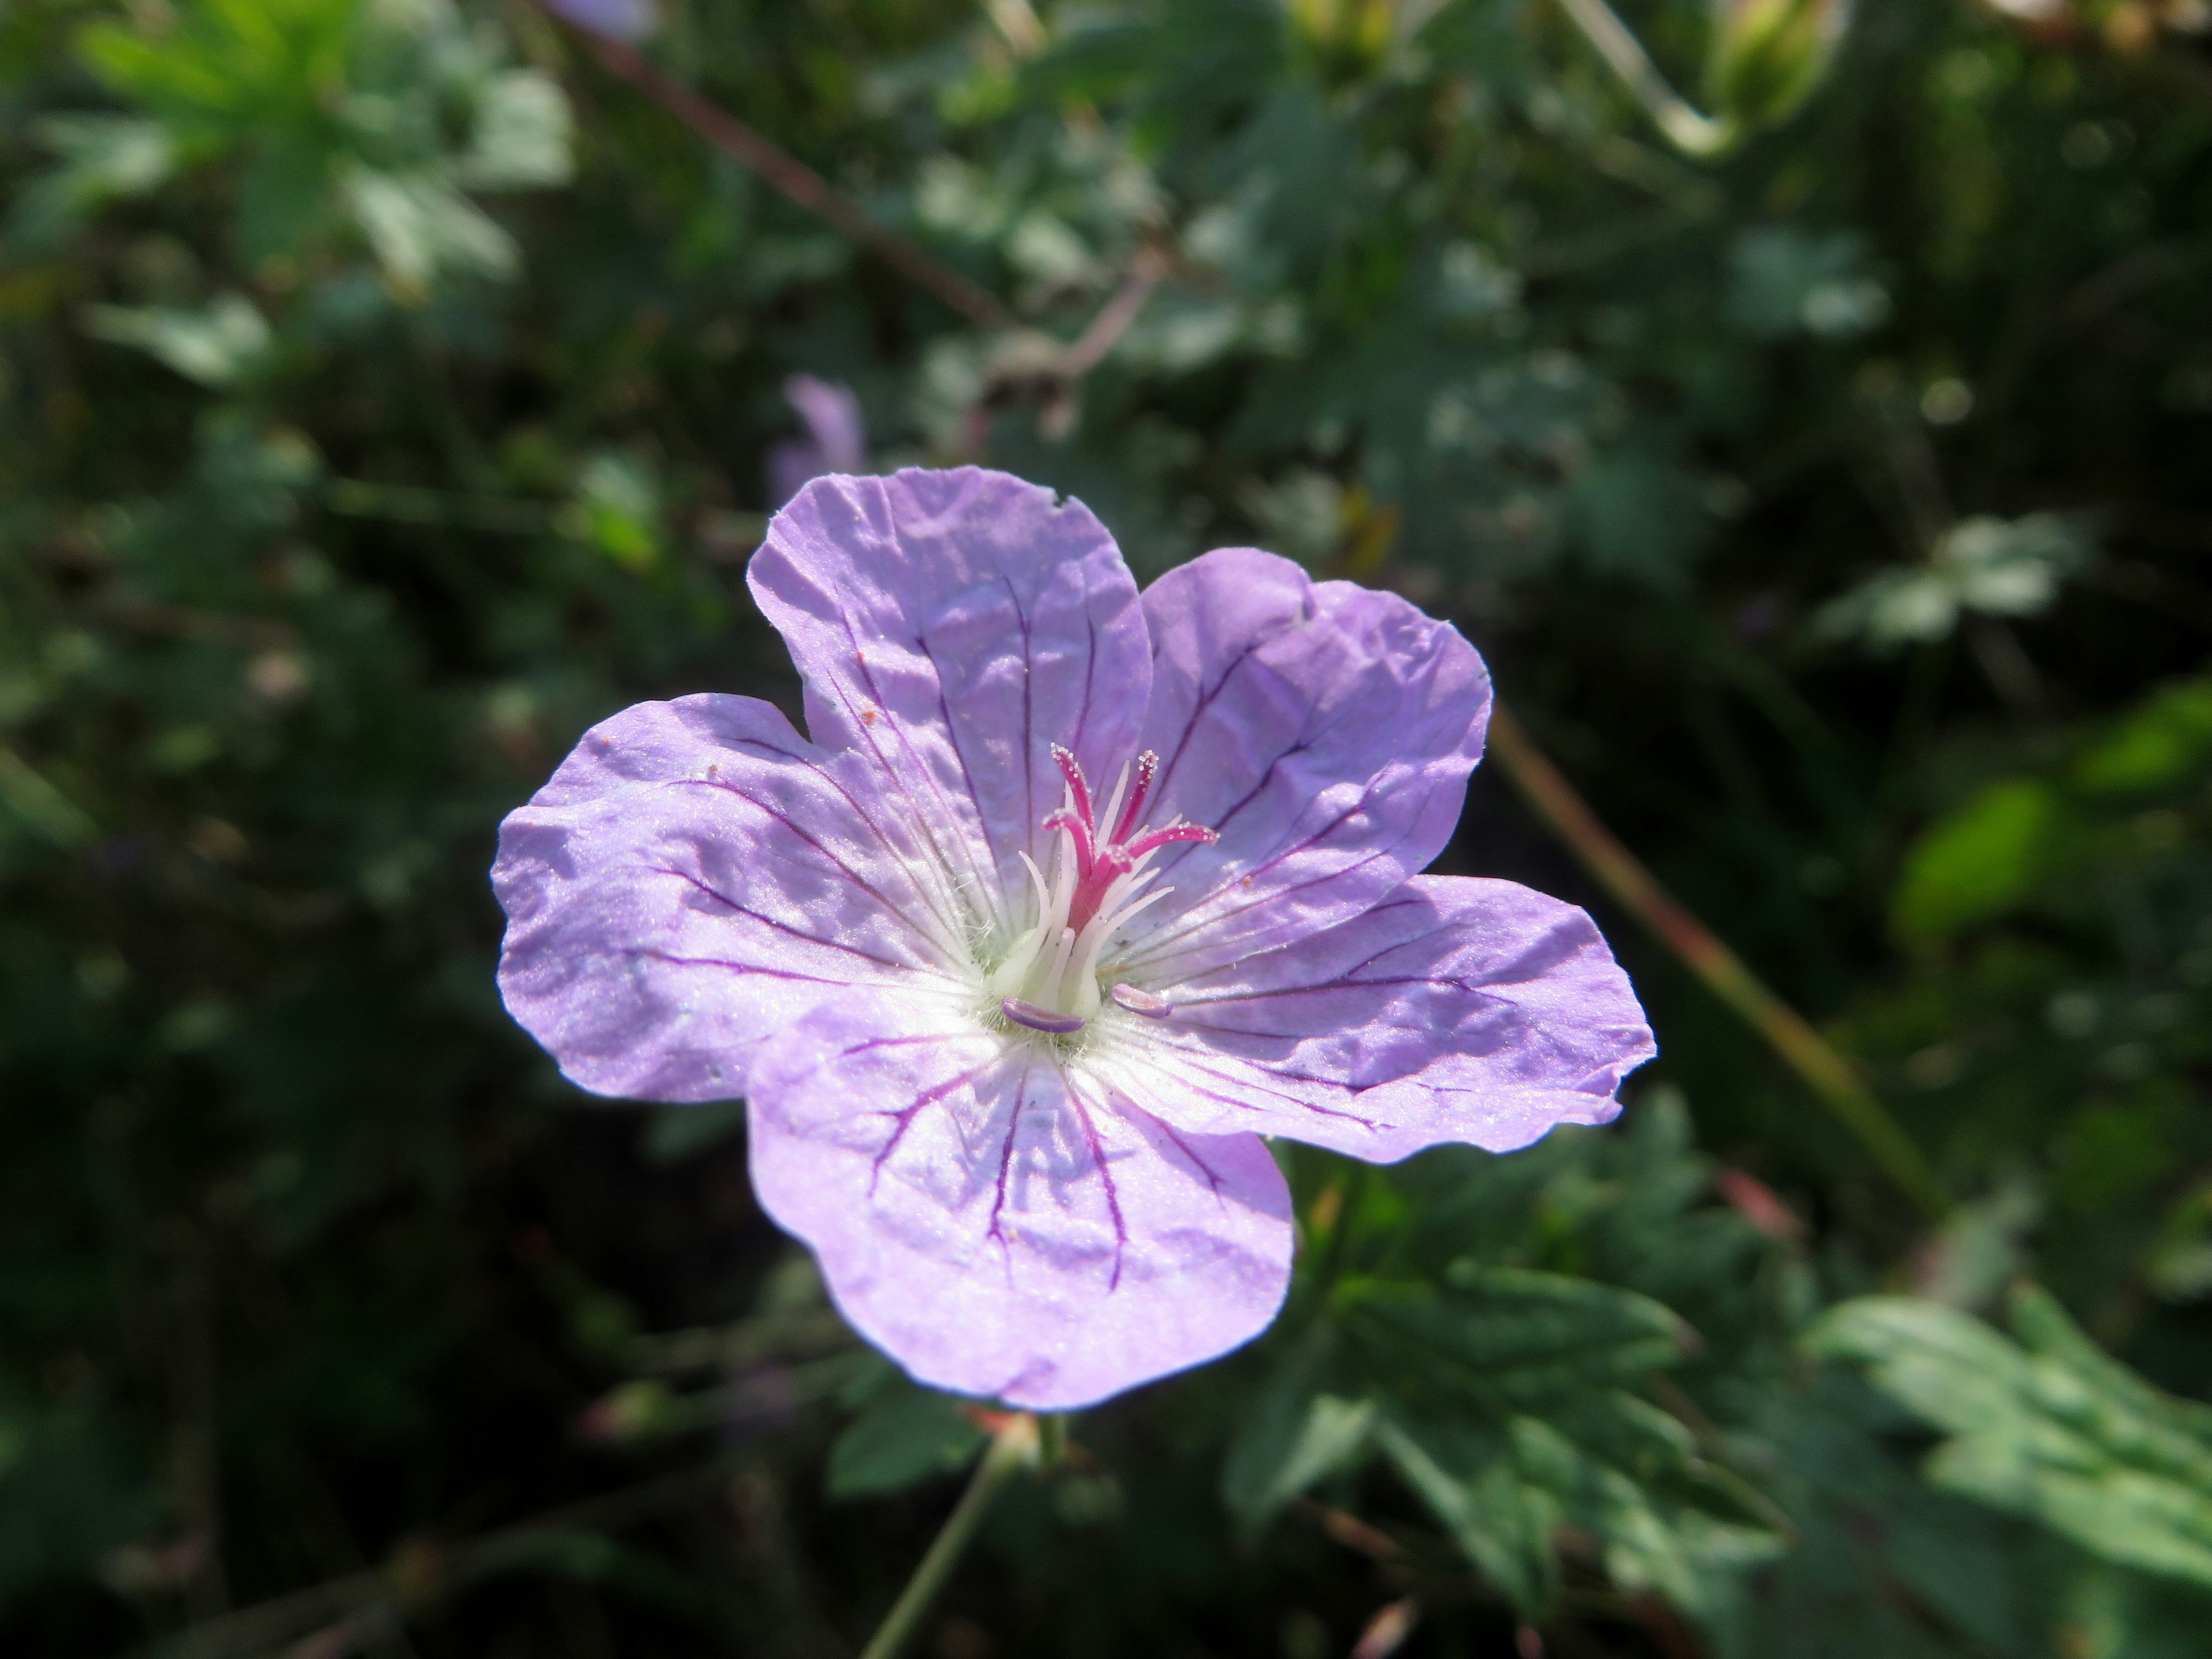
[494, 468, 1654, 1410]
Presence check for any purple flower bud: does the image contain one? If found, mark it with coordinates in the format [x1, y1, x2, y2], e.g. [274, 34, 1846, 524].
[543, 0, 658, 40]
[766, 376, 868, 507]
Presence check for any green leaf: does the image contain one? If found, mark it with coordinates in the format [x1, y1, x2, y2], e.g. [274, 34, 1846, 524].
[1376, 1396, 1783, 1623]
[82, 293, 272, 386]
[2074, 677, 2212, 797]
[1728, 226, 1887, 339]
[1221, 1358, 1377, 1527]
[562, 453, 664, 571]
[342, 165, 517, 294]
[79, 0, 357, 138]
[1565, 450, 1714, 586]
[6, 116, 175, 248]
[1377, 1415, 1559, 1613]
[826, 1387, 987, 1501]
[454, 70, 573, 191]
[1890, 778, 2066, 941]
[1817, 514, 2090, 652]
[1810, 1286, 2212, 1591]
[1339, 1266, 1690, 1411]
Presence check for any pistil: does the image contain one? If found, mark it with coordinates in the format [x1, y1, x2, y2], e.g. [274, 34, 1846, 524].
[990, 745, 1215, 1027]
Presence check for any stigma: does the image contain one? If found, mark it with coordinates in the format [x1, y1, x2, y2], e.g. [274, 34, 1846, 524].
[990, 745, 1215, 1027]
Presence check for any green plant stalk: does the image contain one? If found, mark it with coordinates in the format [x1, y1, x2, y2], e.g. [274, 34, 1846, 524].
[1485, 701, 1953, 1220]
[1036, 1412, 1068, 1470]
[857, 1413, 1039, 1659]
[1551, 0, 1740, 158]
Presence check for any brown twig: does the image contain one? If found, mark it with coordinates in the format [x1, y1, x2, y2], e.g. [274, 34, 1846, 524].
[570, 30, 1018, 332]
[1055, 244, 1166, 378]
[1483, 700, 1953, 1220]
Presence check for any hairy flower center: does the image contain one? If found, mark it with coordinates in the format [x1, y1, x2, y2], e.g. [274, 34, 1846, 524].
[990, 745, 1216, 1029]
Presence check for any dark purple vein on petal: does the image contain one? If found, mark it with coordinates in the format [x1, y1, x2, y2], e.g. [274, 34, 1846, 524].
[1154, 1120, 1228, 1204]
[831, 608, 997, 921]
[719, 734, 974, 956]
[1062, 1068, 1128, 1292]
[664, 777, 940, 947]
[1149, 632, 1275, 810]
[868, 1053, 998, 1195]
[984, 1049, 1031, 1267]
[648, 866, 919, 972]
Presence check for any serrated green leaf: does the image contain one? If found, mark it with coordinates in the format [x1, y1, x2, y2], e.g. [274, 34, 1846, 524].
[1221, 1359, 1376, 1527]
[1340, 1266, 1688, 1410]
[1810, 1287, 2212, 1591]
[1377, 1415, 1560, 1614]
[826, 1387, 986, 1501]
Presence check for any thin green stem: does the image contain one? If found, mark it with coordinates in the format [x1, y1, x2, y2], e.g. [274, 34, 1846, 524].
[1035, 1413, 1067, 1471]
[857, 1414, 1039, 1659]
[1485, 701, 1953, 1221]
[1551, 0, 1739, 158]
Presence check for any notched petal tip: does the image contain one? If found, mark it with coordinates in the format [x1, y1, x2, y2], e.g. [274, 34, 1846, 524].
[1001, 997, 1086, 1035]
[1109, 983, 1172, 1018]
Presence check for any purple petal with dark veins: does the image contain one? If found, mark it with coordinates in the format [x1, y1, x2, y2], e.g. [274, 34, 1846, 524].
[493, 695, 964, 1104]
[1121, 549, 1490, 981]
[748, 469, 1153, 929]
[1090, 876, 1653, 1161]
[747, 993, 1291, 1409]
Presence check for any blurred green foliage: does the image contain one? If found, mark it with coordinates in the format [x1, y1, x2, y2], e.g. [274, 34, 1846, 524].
[4, 0, 2211, 1654]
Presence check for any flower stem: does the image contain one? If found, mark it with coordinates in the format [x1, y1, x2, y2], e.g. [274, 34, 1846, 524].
[857, 1413, 1039, 1659]
[1484, 700, 1953, 1221]
[1035, 1412, 1068, 1470]
[1550, 0, 1740, 159]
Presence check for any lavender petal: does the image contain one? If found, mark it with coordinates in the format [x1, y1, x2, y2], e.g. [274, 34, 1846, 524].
[747, 993, 1292, 1409]
[749, 468, 1153, 927]
[493, 695, 963, 1104]
[1089, 875, 1654, 1162]
[1119, 548, 1491, 982]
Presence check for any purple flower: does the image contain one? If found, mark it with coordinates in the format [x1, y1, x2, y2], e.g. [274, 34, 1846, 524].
[766, 375, 868, 509]
[542, 0, 658, 41]
[494, 468, 1654, 1409]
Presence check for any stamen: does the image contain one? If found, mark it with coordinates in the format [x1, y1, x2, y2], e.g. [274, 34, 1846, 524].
[1002, 997, 1085, 1035]
[1050, 744, 1094, 829]
[1112, 751, 1158, 844]
[1125, 821, 1217, 860]
[1109, 983, 1171, 1018]
[1044, 804, 1096, 869]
